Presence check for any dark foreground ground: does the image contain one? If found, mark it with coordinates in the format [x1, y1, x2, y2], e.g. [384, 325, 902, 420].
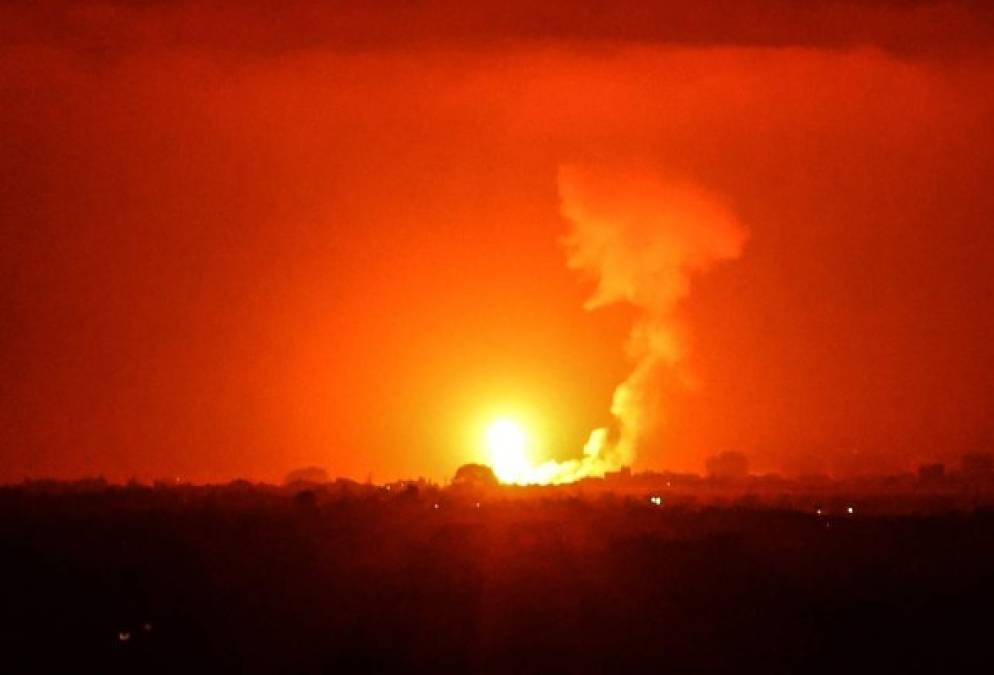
[3, 485, 994, 674]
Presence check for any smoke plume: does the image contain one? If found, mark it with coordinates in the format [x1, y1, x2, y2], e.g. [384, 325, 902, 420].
[559, 164, 747, 471]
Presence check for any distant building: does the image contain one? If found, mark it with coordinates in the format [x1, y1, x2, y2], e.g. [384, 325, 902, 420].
[605, 466, 632, 482]
[917, 463, 945, 483]
[706, 451, 750, 481]
[962, 453, 994, 479]
[285, 466, 329, 485]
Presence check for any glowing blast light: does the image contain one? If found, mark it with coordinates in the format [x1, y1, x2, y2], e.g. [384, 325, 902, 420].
[486, 418, 531, 484]
[480, 415, 617, 485]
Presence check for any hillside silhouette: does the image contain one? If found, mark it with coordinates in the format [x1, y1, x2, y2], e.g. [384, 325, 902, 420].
[3, 476, 994, 673]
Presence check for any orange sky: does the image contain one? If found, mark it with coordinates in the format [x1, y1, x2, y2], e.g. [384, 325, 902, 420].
[3, 1, 994, 483]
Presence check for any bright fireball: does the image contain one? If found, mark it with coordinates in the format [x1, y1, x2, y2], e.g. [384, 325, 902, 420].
[486, 417, 531, 484]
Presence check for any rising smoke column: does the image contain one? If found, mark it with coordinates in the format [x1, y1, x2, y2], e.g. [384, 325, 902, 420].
[559, 164, 747, 471]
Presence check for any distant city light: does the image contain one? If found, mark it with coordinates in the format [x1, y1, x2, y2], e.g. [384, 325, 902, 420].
[650, 495, 663, 506]
[816, 508, 822, 515]
[847, 506, 854, 514]
[118, 631, 131, 642]
[433, 503, 439, 509]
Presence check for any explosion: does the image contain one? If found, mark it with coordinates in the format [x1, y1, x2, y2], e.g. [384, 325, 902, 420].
[562, 164, 747, 476]
[486, 418, 530, 483]
[484, 415, 615, 485]
[484, 164, 747, 485]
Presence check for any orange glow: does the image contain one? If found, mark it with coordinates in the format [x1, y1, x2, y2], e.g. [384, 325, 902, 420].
[481, 414, 620, 485]
[3, 3, 994, 484]
[486, 418, 530, 483]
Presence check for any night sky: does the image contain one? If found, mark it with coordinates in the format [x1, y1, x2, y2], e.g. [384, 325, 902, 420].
[3, 1, 994, 483]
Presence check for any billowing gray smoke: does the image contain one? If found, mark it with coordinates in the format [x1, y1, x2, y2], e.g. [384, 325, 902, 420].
[560, 163, 747, 472]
